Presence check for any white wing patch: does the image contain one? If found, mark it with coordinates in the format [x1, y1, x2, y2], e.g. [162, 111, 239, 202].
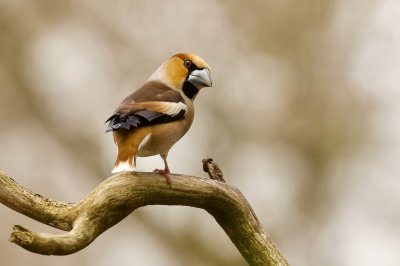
[159, 102, 187, 116]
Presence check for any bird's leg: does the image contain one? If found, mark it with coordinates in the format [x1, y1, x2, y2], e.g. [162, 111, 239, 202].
[153, 154, 171, 186]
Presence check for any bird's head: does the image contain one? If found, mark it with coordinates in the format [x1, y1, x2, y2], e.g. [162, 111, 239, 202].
[148, 53, 212, 100]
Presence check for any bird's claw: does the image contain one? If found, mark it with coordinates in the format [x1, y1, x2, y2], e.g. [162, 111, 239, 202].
[153, 168, 172, 187]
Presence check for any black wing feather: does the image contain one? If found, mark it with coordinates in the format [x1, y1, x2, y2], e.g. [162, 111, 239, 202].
[105, 109, 185, 133]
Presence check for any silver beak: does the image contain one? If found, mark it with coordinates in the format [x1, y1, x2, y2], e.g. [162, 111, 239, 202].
[187, 68, 212, 89]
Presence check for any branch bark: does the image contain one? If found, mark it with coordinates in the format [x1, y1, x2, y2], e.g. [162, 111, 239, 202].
[0, 168, 288, 266]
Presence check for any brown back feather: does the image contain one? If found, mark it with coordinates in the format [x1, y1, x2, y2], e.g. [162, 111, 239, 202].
[119, 81, 183, 111]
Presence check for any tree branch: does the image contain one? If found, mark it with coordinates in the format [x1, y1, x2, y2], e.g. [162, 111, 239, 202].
[0, 168, 288, 266]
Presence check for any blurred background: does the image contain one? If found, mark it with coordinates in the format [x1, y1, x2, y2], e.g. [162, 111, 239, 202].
[0, 0, 399, 265]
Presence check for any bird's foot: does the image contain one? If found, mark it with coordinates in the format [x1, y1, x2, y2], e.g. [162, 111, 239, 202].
[153, 168, 172, 187]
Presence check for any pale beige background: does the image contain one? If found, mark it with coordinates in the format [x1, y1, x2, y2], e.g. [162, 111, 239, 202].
[0, 1, 399, 265]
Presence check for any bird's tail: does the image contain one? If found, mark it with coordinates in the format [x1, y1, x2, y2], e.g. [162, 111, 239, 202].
[111, 149, 136, 174]
[111, 128, 150, 174]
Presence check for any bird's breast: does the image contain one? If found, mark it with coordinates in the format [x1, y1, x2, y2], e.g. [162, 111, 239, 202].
[137, 103, 194, 157]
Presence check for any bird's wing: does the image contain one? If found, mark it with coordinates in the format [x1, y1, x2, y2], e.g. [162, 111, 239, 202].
[105, 82, 186, 132]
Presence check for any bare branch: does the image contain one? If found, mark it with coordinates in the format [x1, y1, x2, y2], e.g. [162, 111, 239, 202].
[0, 169, 288, 266]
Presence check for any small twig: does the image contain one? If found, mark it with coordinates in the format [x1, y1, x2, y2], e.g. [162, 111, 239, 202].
[202, 158, 225, 182]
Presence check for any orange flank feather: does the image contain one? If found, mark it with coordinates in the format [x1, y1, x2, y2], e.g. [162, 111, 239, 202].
[112, 127, 151, 173]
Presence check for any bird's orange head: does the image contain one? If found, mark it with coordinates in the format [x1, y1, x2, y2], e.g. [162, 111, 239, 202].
[148, 53, 212, 99]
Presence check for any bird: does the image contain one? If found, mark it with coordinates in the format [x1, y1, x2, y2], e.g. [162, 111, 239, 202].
[105, 53, 212, 185]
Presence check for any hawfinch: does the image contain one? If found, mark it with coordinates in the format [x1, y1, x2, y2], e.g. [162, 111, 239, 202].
[106, 53, 212, 185]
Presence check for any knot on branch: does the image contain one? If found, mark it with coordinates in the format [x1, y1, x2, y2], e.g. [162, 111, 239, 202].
[202, 158, 225, 182]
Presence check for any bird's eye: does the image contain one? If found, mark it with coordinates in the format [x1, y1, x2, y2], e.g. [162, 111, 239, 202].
[184, 60, 192, 68]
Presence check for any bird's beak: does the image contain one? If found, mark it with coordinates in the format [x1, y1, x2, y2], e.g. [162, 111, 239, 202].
[187, 68, 212, 89]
